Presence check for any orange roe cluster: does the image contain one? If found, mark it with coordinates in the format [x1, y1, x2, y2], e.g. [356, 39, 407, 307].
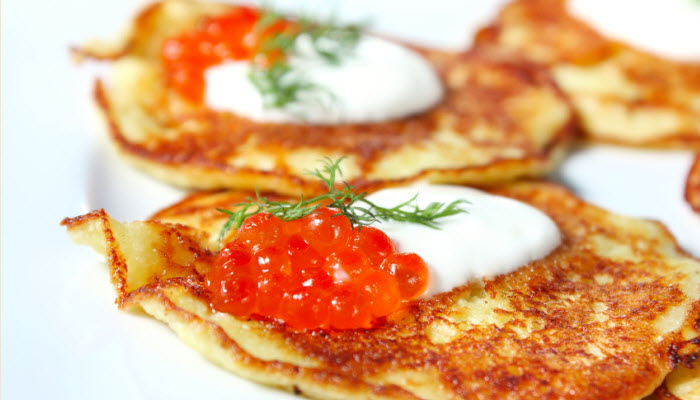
[205, 207, 429, 330]
[160, 6, 290, 103]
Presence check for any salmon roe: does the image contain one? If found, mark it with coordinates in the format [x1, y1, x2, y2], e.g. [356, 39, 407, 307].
[205, 207, 430, 330]
[161, 6, 291, 103]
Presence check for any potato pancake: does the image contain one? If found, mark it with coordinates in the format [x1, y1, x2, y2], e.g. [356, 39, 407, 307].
[63, 182, 700, 400]
[687, 156, 700, 212]
[474, 0, 700, 148]
[78, 0, 574, 195]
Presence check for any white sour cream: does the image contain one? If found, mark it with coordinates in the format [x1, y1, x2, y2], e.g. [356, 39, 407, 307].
[570, 0, 700, 61]
[205, 34, 444, 124]
[367, 184, 561, 297]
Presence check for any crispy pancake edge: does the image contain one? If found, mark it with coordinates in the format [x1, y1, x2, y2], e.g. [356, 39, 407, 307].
[63, 182, 700, 400]
[686, 156, 700, 213]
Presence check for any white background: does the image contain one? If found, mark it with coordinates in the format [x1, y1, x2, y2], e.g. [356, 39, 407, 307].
[2, 1, 699, 399]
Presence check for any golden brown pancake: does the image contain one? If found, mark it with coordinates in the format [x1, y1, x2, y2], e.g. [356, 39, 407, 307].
[474, 0, 700, 148]
[78, 0, 575, 195]
[686, 156, 700, 213]
[63, 182, 700, 400]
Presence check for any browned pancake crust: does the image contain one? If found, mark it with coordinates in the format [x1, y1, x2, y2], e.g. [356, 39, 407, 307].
[686, 156, 700, 213]
[474, 0, 700, 148]
[81, 1, 575, 195]
[653, 384, 683, 400]
[653, 358, 700, 400]
[63, 182, 700, 400]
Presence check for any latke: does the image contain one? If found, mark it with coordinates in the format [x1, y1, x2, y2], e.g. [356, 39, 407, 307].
[79, 0, 574, 195]
[63, 182, 700, 399]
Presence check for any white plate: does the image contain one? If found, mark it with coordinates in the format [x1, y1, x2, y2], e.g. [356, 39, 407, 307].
[1, 1, 699, 399]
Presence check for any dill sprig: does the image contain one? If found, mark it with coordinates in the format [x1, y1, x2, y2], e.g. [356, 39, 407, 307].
[297, 16, 362, 65]
[248, 62, 319, 109]
[217, 158, 469, 241]
[247, 8, 363, 109]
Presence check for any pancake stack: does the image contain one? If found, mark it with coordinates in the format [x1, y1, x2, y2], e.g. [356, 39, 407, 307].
[63, 183, 700, 399]
[66, 1, 700, 398]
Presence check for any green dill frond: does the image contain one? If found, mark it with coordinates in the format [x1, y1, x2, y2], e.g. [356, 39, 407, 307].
[246, 7, 364, 110]
[217, 158, 469, 241]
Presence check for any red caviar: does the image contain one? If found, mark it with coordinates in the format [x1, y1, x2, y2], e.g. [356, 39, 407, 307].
[205, 208, 430, 330]
[161, 6, 292, 103]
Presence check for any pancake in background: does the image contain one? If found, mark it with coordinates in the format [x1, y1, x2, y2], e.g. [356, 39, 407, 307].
[78, 0, 574, 195]
[474, 0, 700, 148]
[63, 182, 700, 400]
[686, 156, 700, 212]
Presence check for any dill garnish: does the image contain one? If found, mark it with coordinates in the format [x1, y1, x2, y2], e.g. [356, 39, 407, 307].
[248, 62, 318, 109]
[217, 158, 469, 240]
[296, 16, 362, 65]
[247, 8, 363, 109]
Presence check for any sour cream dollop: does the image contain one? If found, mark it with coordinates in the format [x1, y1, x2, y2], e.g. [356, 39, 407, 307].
[366, 184, 562, 297]
[570, 0, 700, 61]
[205, 35, 444, 124]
